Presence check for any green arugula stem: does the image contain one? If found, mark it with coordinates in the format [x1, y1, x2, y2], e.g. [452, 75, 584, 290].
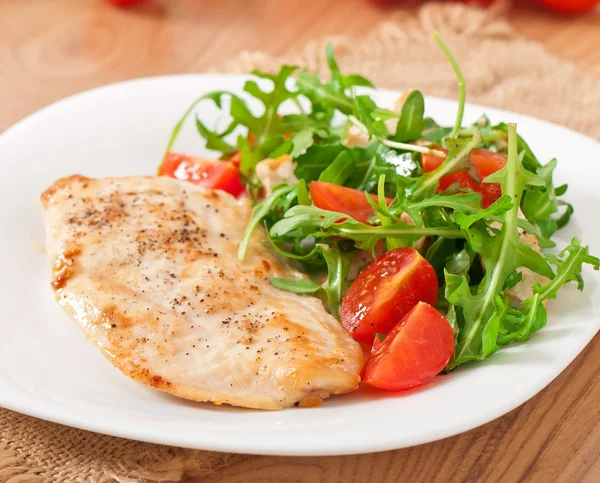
[336, 226, 464, 239]
[380, 139, 447, 157]
[410, 197, 479, 214]
[292, 97, 308, 117]
[373, 107, 401, 119]
[347, 116, 447, 157]
[459, 128, 507, 143]
[452, 124, 518, 365]
[521, 294, 541, 337]
[433, 31, 466, 138]
[376, 174, 404, 250]
[412, 133, 481, 199]
[160, 94, 209, 171]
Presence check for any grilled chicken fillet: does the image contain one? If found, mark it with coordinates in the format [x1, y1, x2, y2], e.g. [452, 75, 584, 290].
[41, 175, 363, 410]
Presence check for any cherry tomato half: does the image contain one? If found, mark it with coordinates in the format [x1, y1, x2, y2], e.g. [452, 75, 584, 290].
[538, 0, 599, 14]
[340, 247, 438, 344]
[421, 148, 506, 207]
[310, 181, 392, 224]
[363, 302, 454, 391]
[159, 153, 245, 197]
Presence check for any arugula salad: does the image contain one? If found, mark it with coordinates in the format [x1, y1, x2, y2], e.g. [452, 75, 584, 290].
[159, 33, 598, 391]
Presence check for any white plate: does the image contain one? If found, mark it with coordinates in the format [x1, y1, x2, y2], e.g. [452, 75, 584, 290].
[0, 75, 598, 456]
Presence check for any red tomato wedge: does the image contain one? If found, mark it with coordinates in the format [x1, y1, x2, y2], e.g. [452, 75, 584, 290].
[469, 148, 508, 176]
[159, 153, 245, 197]
[421, 148, 506, 207]
[363, 302, 454, 391]
[310, 181, 392, 224]
[340, 247, 438, 343]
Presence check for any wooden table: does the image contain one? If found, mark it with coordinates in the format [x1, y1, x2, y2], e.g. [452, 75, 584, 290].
[2, 1, 599, 481]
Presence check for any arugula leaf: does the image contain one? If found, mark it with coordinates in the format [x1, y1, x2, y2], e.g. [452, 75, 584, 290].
[237, 134, 288, 178]
[401, 192, 484, 227]
[520, 157, 575, 238]
[537, 237, 599, 300]
[446, 123, 553, 369]
[267, 231, 323, 263]
[392, 90, 425, 142]
[296, 179, 311, 206]
[296, 69, 354, 115]
[320, 244, 351, 318]
[195, 116, 237, 156]
[497, 296, 546, 345]
[229, 95, 262, 134]
[504, 270, 523, 289]
[348, 144, 421, 194]
[497, 238, 598, 346]
[445, 248, 474, 277]
[422, 118, 453, 143]
[319, 151, 356, 185]
[295, 43, 377, 119]
[326, 43, 374, 91]
[269, 278, 322, 293]
[342, 74, 375, 89]
[244, 67, 298, 134]
[270, 205, 464, 253]
[162, 66, 302, 177]
[294, 145, 345, 181]
[295, 144, 376, 185]
[290, 129, 316, 158]
[426, 237, 457, 275]
[160, 90, 241, 170]
[453, 195, 513, 230]
[521, 159, 558, 219]
[556, 201, 574, 229]
[353, 95, 387, 139]
[238, 184, 296, 260]
[555, 184, 568, 196]
[267, 242, 351, 317]
[237, 67, 299, 173]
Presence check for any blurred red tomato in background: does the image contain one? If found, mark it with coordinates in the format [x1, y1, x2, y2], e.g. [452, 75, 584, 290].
[361, 0, 599, 14]
[106, 0, 146, 6]
[538, 0, 599, 13]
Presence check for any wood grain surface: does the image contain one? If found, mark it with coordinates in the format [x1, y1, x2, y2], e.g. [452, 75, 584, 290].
[1, 1, 599, 482]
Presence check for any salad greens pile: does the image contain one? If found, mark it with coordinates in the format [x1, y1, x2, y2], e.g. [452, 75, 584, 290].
[164, 33, 598, 370]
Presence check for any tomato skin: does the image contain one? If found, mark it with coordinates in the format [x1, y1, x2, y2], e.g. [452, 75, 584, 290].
[159, 153, 245, 197]
[363, 302, 454, 391]
[340, 247, 438, 344]
[420, 150, 445, 172]
[469, 148, 508, 177]
[421, 148, 506, 207]
[227, 151, 242, 169]
[538, 0, 598, 14]
[310, 181, 392, 224]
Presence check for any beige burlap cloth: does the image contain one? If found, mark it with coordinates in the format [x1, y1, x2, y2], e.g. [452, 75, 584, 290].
[2, 3, 599, 483]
